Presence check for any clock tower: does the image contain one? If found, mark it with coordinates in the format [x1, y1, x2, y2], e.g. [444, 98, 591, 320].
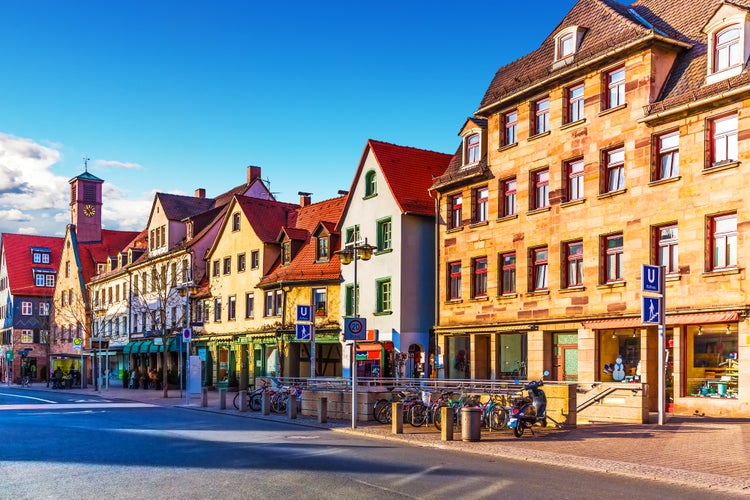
[70, 170, 103, 243]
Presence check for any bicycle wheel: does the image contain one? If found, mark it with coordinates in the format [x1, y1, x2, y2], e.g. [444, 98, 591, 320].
[233, 392, 241, 410]
[272, 394, 287, 413]
[250, 393, 262, 411]
[432, 404, 445, 430]
[409, 401, 428, 427]
[374, 402, 392, 424]
[372, 398, 388, 420]
[488, 407, 509, 430]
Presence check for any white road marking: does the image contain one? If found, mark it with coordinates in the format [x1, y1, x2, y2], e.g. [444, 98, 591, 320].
[393, 465, 443, 486]
[0, 402, 156, 411]
[0, 392, 56, 403]
[352, 478, 424, 499]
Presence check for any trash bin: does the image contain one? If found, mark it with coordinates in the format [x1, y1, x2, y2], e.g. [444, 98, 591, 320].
[461, 406, 481, 442]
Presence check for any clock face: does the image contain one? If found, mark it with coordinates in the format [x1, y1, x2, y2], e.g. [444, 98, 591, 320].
[83, 204, 96, 217]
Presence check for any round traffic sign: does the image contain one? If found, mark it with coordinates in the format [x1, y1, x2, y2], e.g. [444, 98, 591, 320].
[349, 319, 363, 334]
[73, 338, 82, 346]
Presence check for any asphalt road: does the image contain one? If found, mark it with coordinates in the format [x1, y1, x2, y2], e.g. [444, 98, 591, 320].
[0, 388, 739, 500]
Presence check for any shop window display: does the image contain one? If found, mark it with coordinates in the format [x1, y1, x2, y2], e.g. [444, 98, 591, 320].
[447, 336, 471, 379]
[686, 326, 738, 398]
[599, 330, 641, 382]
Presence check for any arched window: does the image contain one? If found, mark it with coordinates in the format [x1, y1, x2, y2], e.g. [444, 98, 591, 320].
[465, 133, 480, 164]
[715, 25, 741, 72]
[365, 170, 377, 196]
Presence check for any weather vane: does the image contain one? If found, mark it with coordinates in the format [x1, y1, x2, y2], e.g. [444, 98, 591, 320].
[83, 156, 90, 173]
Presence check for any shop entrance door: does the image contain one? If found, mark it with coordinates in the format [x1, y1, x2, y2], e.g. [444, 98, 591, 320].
[552, 332, 579, 381]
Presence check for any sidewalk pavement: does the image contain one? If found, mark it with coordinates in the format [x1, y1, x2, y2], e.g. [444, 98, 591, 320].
[22, 383, 750, 496]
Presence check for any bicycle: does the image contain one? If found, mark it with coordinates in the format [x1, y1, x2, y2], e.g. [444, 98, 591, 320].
[21, 375, 32, 388]
[233, 381, 269, 411]
[373, 390, 425, 426]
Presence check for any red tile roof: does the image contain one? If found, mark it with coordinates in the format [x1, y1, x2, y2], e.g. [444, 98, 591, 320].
[236, 195, 299, 243]
[258, 195, 347, 286]
[367, 140, 453, 215]
[76, 229, 141, 284]
[1, 233, 64, 298]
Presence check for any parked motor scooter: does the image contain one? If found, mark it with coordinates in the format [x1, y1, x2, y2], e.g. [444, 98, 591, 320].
[507, 370, 549, 437]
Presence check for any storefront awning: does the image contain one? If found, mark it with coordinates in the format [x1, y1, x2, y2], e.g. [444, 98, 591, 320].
[122, 341, 143, 354]
[583, 311, 739, 330]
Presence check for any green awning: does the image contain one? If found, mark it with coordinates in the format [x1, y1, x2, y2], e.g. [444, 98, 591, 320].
[122, 341, 143, 354]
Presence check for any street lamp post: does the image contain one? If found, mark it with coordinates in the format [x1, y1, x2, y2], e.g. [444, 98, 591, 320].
[338, 237, 375, 429]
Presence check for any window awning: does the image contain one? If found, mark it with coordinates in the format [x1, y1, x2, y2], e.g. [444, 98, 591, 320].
[122, 341, 143, 354]
[582, 311, 739, 330]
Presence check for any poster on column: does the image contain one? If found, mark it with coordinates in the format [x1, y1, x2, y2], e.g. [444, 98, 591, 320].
[188, 355, 202, 395]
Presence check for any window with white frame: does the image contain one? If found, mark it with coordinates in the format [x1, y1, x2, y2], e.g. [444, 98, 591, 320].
[710, 213, 737, 270]
[565, 159, 584, 202]
[39, 302, 50, 316]
[474, 187, 488, 223]
[21, 301, 32, 315]
[465, 133, 480, 165]
[21, 329, 33, 343]
[313, 288, 327, 317]
[565, 83, 585, 124]
[502, 178, 516, 217]
[708, 113, 738, 166]
[531, 169, 549, 210]
[533, 97, 550, 135]
[245, 293, 254, 318]
[502, 110, 518, 147]
[377, 218, 392, 251]
[603, 147, 625, 193]
[604, 67, 625, 109]
[655, 130, 679, 180]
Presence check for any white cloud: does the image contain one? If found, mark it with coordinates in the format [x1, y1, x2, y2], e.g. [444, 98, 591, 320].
[0, 133, 68, 211]
[0, 209, 31, 221]
[95, 159, 144, 170]
[0, 133, 155, 235]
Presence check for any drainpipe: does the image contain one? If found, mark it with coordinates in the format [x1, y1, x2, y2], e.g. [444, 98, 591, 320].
[431, 190, 442, 379]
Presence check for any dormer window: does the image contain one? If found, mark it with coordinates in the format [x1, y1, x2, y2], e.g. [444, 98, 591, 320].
[715, 25, 741, 72]
[559, 33, 575, 58]
[316, 236, 330, 262]
[465, 133, 480, 165]
[282, 241, 291, 265]
[704, 6, 750, 85]
[553, 26, 584, 67]
[232, 212, 241, 231]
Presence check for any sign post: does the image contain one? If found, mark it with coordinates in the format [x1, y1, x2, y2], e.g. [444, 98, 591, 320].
[183, 328, 192, 405]
[642, 264, 666, 425]
[296, 305, 315, 379]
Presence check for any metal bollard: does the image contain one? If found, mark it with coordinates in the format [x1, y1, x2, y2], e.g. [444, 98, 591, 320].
[392, 402, 403, 434]
[318, 397, 328, 423]
[240, 389, 248, 412]
[201, 387, 208, 407]
[262, 390, 271, 415]
[219, 388, 227, 410]
[461, 406, 481, 442]
[287, 395, 297, 419]
[441, 407, 454, 441]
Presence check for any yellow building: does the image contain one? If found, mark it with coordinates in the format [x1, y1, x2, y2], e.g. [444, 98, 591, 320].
[432, 0, 750, 418]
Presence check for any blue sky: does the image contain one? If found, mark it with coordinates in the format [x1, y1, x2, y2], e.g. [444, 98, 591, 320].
[0, 0, 579, 236]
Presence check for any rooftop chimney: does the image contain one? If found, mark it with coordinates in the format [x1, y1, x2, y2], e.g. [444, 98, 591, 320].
[195, 188, 206, 199]
[247, 165, 261, 184]
[299, 191, 312, 207]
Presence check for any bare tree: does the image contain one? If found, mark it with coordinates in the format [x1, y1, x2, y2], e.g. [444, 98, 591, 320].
[130, 254, 190, 398]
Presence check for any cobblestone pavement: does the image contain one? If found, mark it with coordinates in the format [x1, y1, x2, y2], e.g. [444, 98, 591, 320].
[20, 384, 750, 496]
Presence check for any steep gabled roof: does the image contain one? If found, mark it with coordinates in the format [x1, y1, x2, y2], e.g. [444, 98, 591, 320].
[77, 229, 141, 284]
[1, 233, 64, 298]
[338, 140, 452, 226]
[635, 0, 750, 114]
[368, 140, 453, 215]
[477, 0, 687, 113]
[156, 193, 216, 221]
[236, 195, 299, 243]
[258, 196, 346, 286]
